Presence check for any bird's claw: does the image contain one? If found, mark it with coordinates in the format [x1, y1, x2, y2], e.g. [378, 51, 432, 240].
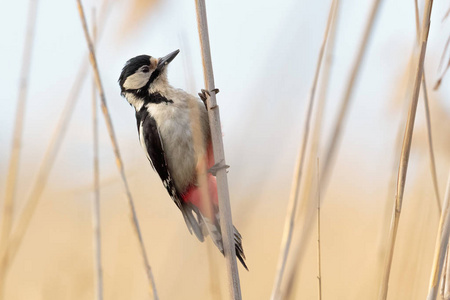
[198, 89, 209, 103]
[208, 160, 229, 176]
[198, 88, 220, 103]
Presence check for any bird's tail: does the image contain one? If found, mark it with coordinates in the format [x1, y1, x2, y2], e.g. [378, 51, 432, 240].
[199, 212, 248, 271]
[181, 175, 248, 270]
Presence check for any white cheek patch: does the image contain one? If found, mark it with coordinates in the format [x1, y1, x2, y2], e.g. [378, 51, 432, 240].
[123, 71, 152, 90]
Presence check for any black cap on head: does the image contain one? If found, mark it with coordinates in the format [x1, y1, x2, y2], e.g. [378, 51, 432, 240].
[118, 55, 151, 89]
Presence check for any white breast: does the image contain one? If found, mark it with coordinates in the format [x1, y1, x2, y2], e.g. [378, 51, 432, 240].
[146, 88, 209, 193]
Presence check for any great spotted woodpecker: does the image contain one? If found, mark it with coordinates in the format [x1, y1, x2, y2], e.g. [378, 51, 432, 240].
[118, 50, 247, 270]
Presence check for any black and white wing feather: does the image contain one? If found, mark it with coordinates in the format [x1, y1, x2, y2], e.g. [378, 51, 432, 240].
[136, 108, 204, 241]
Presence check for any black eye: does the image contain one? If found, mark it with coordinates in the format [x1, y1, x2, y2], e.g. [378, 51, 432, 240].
[142, 66, 150, 73]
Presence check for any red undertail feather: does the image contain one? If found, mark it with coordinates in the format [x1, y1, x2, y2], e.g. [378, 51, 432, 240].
[181, 174, 218, 217]
[181, 141, 217, 217]
[181, 142, 248, 270]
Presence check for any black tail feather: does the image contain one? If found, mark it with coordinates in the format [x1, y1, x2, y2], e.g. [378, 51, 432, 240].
[233, 227, 248, 271]
[199, 212, 248, 270]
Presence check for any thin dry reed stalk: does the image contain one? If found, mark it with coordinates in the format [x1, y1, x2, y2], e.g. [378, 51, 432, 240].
[437, 36, 450, 73]
[434, 4, 450, 89]
[441, 245, 450, 298]
[292, 0, 340, 225]
[375, 113, 404, 288]
[416, 1, 443, 291]
[375, 6, 423, 262]
[316, 159, 322, 300]
[435, 66, 450, 90]
[414, 0, 441, 213]
[444, 5, 450, 21]
[422, 76, 441, 212]
[282, 1, 382, 291]
[280, 1, 340, 297]
[427, 169, 450, 299]
[189, 61, 219, 300]
[179, 34, 222, 299]
[414, 0, 420, 35]
[435, 46, 450, 89]
[75, 0, 158, 298]
[91, 8, 103, 300]
[320, 0, 383, 190]
[378, 1, 434, 299]
[194, 0, 242, 298]
[269, 2, 336, 299]
[271, 0, 336, 300]
[0, 0, 39, 251]
[444, 244, 450, 299]
[0, 58, 89, 279]
[0, 0, 113, 288]
[440, 251, 447, 297]
[0, 0, 39, 296]
[376, 0, 439, 291]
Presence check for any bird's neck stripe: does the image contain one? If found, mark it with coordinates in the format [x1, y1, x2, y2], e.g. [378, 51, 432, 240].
[125, 92, 173, 109]
[146, 92, 173, 104]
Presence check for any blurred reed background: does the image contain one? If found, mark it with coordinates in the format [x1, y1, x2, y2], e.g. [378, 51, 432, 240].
[1, 0, 450, 299]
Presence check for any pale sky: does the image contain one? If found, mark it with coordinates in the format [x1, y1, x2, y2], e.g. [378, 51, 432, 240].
[1, 0, 449, 202]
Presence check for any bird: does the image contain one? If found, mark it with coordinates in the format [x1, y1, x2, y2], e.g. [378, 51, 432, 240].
[118, 49, 247, 270]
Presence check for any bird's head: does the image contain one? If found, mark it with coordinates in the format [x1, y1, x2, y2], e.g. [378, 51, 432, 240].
[118, 49, 180, 99]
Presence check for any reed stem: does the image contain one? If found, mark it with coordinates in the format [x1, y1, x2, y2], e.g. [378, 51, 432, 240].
[378, 1, 434, 298]
[75, 0, 158, 298]
[194, 0, 242, 298]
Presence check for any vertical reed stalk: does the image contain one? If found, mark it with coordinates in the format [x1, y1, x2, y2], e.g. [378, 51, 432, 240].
[281, 0, 382, 291]
[435, 39, 450, 89]
[270, 1, 336, 299]
[444, 244, 450, 299]
[441, 245, 450, 298]
[91, 8, 103, 300]
[0, 0, 113, 284]
[0, 56, 89, 281]
[376, 113, 404, 284]
[194, 0, 242, 299]
[437, 36, 450, 73]
[283, 3, 339, 291]
[75, 0, 158, 298]
[422, 76, 441, 212]
[317, 159, 322, 300]
[378, 1, 434, 299]
[320, 0, 383, 189]
[435, 4, 450, 90]
[277, 1, 340, 297]
[180, 35, 222, 299]
[0, 0, 39, 297]
[414, 0, 441, 213]
[427, 169, 450, 299]
[179, 33, 222, 298]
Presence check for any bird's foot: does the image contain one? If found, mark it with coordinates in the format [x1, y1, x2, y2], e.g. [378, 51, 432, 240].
[198, 89, 209, 103]
[208, 159, 229, 176]
[198, 88, 220, 104]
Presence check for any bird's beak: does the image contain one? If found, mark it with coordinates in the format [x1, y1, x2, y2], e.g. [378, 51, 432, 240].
[157, 49, 180, 71]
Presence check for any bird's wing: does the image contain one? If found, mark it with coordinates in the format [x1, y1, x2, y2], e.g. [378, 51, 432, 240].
[139, 114, 181, 208]
[138, 112, 204, 241]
